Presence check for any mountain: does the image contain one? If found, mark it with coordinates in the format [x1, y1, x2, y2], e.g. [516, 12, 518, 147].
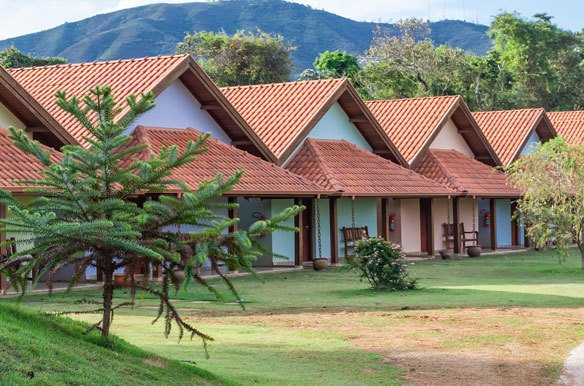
[0, 0, 492, 71]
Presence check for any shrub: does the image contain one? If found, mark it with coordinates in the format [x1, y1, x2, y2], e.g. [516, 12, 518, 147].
[348, 238, 417, 291]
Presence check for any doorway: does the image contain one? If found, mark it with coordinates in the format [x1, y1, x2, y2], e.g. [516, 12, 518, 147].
[419, 198, 434, 255]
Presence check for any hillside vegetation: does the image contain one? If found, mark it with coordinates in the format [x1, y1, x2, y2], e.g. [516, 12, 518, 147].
[0, 0, 491, 70]
[0, 304, 222, 385]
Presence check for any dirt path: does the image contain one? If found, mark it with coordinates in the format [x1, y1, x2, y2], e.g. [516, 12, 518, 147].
[201, 307, 584, 385]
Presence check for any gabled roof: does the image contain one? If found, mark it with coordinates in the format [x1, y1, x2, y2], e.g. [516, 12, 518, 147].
[0, 66, 75, 148]
[0, 128, 62, 193]
[127, 126, 327, 197]
[473, 108, 556, 166]
[221, 78, 406, 166]
[7, 55, 272, 160]
[548, 111, 584, 144]
[285, 138, 456, 197]
[366, 95, 500, 167]
[414, 149, 520, 198]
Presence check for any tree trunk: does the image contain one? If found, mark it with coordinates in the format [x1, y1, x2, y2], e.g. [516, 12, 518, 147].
[101, 257, 114, 338]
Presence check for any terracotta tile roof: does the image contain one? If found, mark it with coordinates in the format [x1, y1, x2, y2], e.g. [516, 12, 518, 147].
[0, 66, 75, 146]
[548, 111, 584, 144]
[7, 55, 272, 160]
[473, 108, 556, 166]
[414, 149, 520, 198]
[221, 79, 405, 166]
[0, 128, 62, 192]
[128, 126, 326, 196]
[285, 139, 456, 197]
[366, 96, 499, 167]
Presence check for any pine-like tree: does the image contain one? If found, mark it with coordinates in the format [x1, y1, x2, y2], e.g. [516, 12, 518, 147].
[0, 86, 302, 348]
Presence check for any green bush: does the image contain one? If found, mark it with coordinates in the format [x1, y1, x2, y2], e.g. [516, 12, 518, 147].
[348, 238, 417, 291]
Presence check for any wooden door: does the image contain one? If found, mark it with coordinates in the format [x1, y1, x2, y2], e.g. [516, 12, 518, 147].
[419, 199, 434, 255]
[301, 199, 314, 263]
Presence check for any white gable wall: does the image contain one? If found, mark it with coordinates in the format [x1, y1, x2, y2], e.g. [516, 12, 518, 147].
[429, 118, 474, 156]
[282, 102, 372, 165]
[127, 80, 231, 144]
[519, 131, 541, 156]
[0, 102, 25, 130]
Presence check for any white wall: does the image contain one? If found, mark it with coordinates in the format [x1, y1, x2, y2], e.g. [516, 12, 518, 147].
[459, 197, 480, 248]
[519, 131, 541, 156]
[0, 102, 25, 130]
[128, 80, 232, 144]
[283, 102, 373, 165]
[429, 118, 474, 156]
[271, 199, 296, 265]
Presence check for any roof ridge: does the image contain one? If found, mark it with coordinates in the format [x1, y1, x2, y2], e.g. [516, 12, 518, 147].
[304, 139, 345, 193]
[6, 54, 190, 72]
[219, 77, 346, 91]
[473, 107, 545, 116]
[365, 95, 460, 104]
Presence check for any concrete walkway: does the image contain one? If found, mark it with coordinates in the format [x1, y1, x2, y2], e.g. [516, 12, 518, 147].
[558, 342, 584, 385]
[1, 266, 303, 297]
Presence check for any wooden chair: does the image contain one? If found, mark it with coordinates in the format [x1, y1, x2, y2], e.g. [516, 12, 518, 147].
[442, 223, 455, 250]
[460, 223, 479, 248]
[341, 226, 369, 258]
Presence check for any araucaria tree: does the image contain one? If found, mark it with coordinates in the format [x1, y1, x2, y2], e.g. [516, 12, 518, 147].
[0, 86, 302, 347]
[507, 137, 584, 267]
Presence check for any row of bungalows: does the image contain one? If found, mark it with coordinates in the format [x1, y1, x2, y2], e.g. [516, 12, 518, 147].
[0, 53, 570, 284]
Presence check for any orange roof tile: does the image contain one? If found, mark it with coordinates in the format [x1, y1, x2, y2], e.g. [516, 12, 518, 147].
[285, 139, 456, 197]
[0, 66, 75, 147]
[414, 149, 520, 198]
[7, 55, 271, 160]
[366, 96, 498, 167]
[548, 111, 584, 144]
[221, 79, 405, 166]
[0, 128, 61, 192]
[473, 108, 556, 166]
[128, 126, 326, 196]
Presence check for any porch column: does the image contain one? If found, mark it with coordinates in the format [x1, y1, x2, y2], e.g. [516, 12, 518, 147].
[329, 197, 339, 264]
[0, 204, 6, 292]
[453, 197, 460, 254]
[489, 198, 497, 251]
[294, 198, 305, 267]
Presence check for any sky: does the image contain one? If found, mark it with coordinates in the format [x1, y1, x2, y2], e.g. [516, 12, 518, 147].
[0, 0, 581, 40]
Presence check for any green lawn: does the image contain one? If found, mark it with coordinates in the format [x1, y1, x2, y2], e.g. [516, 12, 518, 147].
[3, 249, 584, 385]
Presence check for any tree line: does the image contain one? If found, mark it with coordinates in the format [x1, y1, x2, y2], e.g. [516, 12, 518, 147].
[1, 12, 583, 111]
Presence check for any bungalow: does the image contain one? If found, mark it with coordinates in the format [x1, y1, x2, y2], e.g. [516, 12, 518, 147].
[222, 79, 456, 261]
[0, 66, 74, 292]
[7, 55, 326, 269]
[473, 108, 557, 249]
[367, 96, 522, 254]
[548, 111, 584, 144]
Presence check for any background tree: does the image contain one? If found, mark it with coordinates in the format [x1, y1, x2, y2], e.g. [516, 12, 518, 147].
[0, 47, 66, 68]
[313, 50, 360, 80]
[359, 19, 471, 100]
[176, 29, 296, 86]
[507, 137, 584, 267]
[0, 86, 302, 347]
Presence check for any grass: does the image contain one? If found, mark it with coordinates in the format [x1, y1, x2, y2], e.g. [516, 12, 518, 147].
[0, 303, 222, 385]
[3, 249, 584, 385]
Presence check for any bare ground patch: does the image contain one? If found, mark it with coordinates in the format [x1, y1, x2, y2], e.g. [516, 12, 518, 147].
[196, 307, 584, 385]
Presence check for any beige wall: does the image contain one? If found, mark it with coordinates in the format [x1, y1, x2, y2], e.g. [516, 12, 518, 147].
[0, 102, 25, 130]
[429, 118, 473, 156]
[432, 198, 450, 253]
[400, 199, 421, 254]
